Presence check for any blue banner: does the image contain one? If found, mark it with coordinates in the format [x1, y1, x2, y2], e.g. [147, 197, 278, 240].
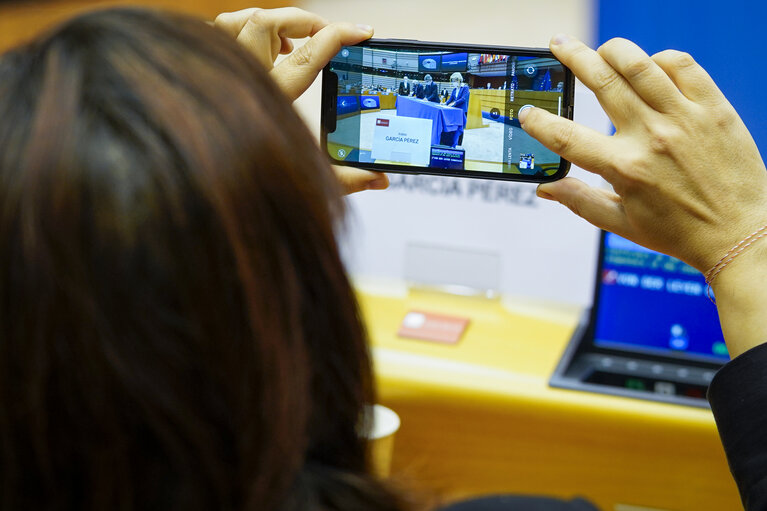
[336, 95, 359, 116]
[418, 54, 441, 72]
[360, 96, 380, 110]
[441, 52, 468, 72]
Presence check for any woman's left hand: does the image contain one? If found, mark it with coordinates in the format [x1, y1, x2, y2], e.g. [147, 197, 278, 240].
[214, 7, 373, 101]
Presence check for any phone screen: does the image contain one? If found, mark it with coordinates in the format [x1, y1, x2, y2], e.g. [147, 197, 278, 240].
[322, 41, 573, 181]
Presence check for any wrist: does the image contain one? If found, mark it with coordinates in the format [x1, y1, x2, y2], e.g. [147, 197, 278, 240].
[710, 239, 767, 293]
[705, 223, 767, 286]
[710, 241, 767, 358]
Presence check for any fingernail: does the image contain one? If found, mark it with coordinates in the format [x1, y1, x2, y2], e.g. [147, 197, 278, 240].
[368, 177, 388, 190]
[518, 107, 531, 124]
[356, 24, 373, 33]
[552, 33, 571, 46]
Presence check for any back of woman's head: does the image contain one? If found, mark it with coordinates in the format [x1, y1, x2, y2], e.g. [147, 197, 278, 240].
[0, 7, 402, 511]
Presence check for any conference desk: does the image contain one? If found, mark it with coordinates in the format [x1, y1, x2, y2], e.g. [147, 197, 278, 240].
[358, 287, 741, 511]
[396, 96, 464, 147]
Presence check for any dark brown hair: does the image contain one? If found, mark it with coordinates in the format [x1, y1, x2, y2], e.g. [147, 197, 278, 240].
[0, 7, 404, 511]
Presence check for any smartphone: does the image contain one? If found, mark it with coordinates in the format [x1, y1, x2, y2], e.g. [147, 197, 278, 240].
[321, 39, 574, 183]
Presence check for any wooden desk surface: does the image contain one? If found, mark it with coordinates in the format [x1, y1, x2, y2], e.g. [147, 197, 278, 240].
[358, 288, 741, 511]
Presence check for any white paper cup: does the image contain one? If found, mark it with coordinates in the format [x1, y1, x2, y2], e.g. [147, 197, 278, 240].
[363, 404, 401, 477]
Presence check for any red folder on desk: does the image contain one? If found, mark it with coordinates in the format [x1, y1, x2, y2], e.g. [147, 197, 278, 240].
[397, 310, 469, 345]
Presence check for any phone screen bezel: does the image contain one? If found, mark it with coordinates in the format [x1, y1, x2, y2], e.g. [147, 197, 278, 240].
[320, 38, 575, 183]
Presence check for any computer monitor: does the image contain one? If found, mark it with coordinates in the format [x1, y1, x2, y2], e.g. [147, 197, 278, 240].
[594, 232, 728, 363]
[550, 231, 728, 407]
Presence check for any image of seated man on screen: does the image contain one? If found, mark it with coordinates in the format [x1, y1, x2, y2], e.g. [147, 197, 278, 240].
[327, 47, 567, 175]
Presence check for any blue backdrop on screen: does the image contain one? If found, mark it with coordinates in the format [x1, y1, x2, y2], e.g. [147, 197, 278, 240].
[598, 0, 767, 156]
[360, 96, 380, 111]
[418, 54, 441, 72]
[441, 53, 468, 72]
[336, 96, 359, 116]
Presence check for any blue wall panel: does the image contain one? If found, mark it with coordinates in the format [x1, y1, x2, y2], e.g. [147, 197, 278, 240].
[598, 1, 767, 157]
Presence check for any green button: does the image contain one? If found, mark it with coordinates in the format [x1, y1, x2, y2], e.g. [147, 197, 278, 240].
[625, 378, 646, 391]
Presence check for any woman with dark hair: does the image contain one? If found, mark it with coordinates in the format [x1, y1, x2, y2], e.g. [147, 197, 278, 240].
[0, 6, 400, 510]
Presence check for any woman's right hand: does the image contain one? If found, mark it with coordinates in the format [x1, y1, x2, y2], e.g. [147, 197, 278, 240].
[521, 35, 767, 274]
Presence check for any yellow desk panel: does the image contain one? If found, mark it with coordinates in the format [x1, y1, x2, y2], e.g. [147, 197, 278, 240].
[357, 290, 741, 511]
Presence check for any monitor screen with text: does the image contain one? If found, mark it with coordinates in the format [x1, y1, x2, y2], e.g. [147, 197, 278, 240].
[594, 232, 729, 363]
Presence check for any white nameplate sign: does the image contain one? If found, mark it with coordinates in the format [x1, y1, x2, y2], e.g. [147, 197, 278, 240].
[371, 115, 432, 166]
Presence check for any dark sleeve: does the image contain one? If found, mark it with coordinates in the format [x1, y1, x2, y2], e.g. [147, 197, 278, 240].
[708, 342, 767, 511]
[425, 84, 438, 102]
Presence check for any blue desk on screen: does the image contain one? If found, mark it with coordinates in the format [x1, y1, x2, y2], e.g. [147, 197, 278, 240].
[395, 96, 464, 147]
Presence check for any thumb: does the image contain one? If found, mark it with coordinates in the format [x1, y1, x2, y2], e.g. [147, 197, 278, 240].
[334, 167, 389, 195]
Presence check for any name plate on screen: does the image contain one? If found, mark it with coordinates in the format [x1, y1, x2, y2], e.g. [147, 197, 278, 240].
[371, 116, 432, 166]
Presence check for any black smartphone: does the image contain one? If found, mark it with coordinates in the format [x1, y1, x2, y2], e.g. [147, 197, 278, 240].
[321, 39, 574, 182]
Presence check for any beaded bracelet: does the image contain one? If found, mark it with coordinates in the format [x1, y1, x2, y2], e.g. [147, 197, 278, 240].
[704, 223, 767, 303]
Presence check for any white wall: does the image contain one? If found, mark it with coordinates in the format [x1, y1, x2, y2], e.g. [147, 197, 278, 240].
[294, 0, 607, 306]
